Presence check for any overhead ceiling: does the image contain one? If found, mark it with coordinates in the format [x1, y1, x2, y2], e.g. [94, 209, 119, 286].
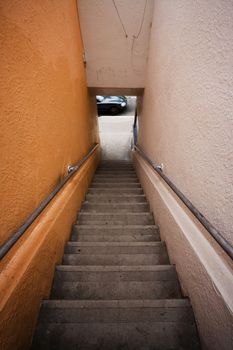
[77, 0, 154, 90]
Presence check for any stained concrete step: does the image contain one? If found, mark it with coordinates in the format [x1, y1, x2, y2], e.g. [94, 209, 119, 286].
[91, 182, 141, 188]
[93, 177, 138, 183]
[97, 171, 135, 174]
[81, 202, 149, 212]
[71, 225, 160, 242]
[98, 164, 134, 169]
[62, 251, 169, 266]
[99, 161, 133, 165]
[77, 213, 154, 225]
[94, 173, 137, 177]
[54, 265, 177, 282]
[88, 188, 143, 194]
[85, 194, 147, 203]
[37, 299, 194, 324]
[95, 171, 136, 176]
[52, 279, 181, 300]
[64, 242, 164, 255]
[97, 167, 135, 172]
[33, 318, 199, 350]
[72, 233, 158, 242]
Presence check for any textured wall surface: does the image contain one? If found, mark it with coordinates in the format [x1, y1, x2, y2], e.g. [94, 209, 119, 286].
[0, 1, 99, 348]
[137, 1, 233, 349]
[0, 0, 98, 246]
[139, 0, 233, 245]
[134, 154, 233, 350]
[77, 0, 154, 88]
[0, 151, 100, 350]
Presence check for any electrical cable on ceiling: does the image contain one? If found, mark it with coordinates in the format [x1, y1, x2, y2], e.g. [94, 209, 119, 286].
[112, 0, 128, 38]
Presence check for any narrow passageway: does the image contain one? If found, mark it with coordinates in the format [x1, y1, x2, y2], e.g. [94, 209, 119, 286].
[1, 1, 232, 349]
[32, 160, 200, 349]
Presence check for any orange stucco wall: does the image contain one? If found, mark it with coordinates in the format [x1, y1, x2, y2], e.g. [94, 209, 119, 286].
[0, 1, 99, 349]
[0, 0, 98, 245]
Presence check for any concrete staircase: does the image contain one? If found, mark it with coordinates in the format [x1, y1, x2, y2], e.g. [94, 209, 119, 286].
[32, 161, 200, 350]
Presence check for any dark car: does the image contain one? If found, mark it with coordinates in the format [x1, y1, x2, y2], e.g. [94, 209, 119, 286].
[96, 96, 127, 115]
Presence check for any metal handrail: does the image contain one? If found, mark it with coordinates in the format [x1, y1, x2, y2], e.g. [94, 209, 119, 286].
[0, 143, 99, 260]
[134, 144, 233, 260]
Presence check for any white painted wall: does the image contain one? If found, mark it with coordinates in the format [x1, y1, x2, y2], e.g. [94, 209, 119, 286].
[134, 153, 233, 350]
[139, 0, 233, 245]
[136, 1, 233, 349]
[77, 0, 154, 88]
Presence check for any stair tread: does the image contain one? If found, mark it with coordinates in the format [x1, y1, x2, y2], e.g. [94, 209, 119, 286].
[32, 322, 200, 350]
[51, 280, 181, 300]
[32, 160, 200, 349]
[75, 224, 158, 228]
[78, 213, 153, 217]
[66, 242, 162, 246]
[82, 202, 149, 213]
[41, 298, 191, 309]
[72, 235, 159, 242]
[56, 265, 176, 272]
[64, 253, 165, 256]
[54, 265, 178, 283]
[63, 254, 169, 266]
[88, 189, 143, 194]
[86, 194, 146, 196]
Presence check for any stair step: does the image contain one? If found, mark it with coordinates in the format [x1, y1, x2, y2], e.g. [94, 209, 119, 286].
[94, 174, 137, 177]
[98, 165, 134, 169]
[99, 162, 134, 166]
[93, 177, 138, 182]
[98, 164, 134, 167]
[71, 225, 160, 241]
[88, 188, 143, 194]
[96, 171, 136, 175]
[97, 167, 135, 171]
[65, 241, 164, 255]
[63, 252, 169, 266]
[54, 265, 177, 282]
[82, 202, 149, 212]
[51, 280, 181, 300]
[73, 233, 158, 242]
[37, 299, 194, 323]
[85, 194, 147, 203]
[33, 319, 199, 350]
[77, 213, 154, 225]
[95, 168, 137, 175]
[91, 182, 141, 188]
[32, 160, 200, 350]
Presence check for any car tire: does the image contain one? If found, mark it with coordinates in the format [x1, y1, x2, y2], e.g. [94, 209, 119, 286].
[109, 106, 120, 115]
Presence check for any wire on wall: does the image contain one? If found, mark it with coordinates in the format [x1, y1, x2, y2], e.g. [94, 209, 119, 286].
[131, 0, 148, 72]
[112, 0, 128, 38]
[111, 0, 149, 71]
[133, 0, 148, 40]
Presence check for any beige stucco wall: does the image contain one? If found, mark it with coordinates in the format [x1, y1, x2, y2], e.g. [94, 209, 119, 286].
[134, 153, 233, 350]
[77, 0, 154, 88]
[138, 0, 233, 245]
[136, 1, 233, 349]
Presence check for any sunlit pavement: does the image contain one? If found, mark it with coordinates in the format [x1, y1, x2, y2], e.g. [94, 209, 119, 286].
[98, 97, 136, 160]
